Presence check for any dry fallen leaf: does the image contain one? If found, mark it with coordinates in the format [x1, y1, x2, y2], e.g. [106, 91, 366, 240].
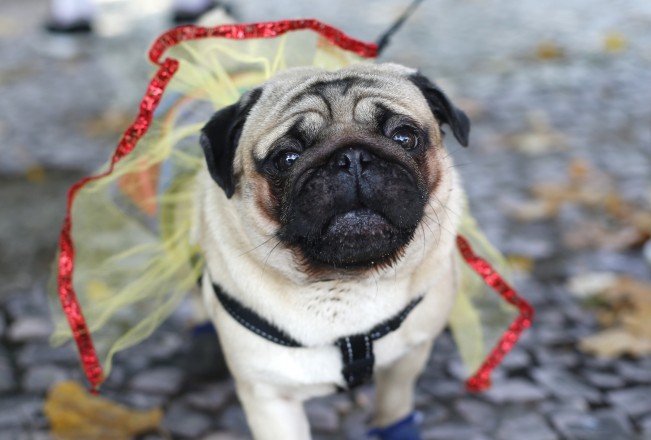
[576, 275, 651, 358]
[580, 327, 651, 358]
[509, 159, 651, 251]
[603, 32, 628, 52]
[535, 41, 565, 60]
[505, 111, 566, 155]
[25, 165, 46, 183]
[44, 381, 163, 440]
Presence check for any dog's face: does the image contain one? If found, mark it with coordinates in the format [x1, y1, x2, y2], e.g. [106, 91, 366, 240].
[200, 63, 469, 274]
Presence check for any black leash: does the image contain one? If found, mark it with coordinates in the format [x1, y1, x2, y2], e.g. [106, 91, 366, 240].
[375, 0, 426, 55]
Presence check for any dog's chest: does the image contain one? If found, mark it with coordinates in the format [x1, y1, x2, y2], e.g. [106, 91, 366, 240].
[203, 263, 456, 393]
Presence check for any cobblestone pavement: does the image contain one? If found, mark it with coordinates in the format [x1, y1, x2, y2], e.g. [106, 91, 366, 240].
[1, 0, 650, 439]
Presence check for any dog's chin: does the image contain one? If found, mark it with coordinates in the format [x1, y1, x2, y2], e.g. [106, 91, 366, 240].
[299, 209, 417, 269]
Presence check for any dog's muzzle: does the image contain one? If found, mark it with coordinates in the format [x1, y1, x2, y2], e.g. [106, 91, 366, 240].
[279, 143, 427, 269]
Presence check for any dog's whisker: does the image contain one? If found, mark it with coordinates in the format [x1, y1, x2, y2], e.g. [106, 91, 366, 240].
[262, 239, 282, 274]
[238, 236, 276, 257]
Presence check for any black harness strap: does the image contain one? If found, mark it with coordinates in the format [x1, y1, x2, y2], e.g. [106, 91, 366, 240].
[212, 282, 422, 389]
[212, 283, 302, 347]
[336, 334, 374, 388]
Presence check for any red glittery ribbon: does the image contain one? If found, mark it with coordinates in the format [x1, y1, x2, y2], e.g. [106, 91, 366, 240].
[57, 20, 377, 392]
[456, 235, 535, 392]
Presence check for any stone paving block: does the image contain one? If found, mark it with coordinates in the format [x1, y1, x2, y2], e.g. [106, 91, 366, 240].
[16, 342, 78, 368]
[607, 387, 651, 419]
[550, 410, 635, 440]
[163, 402, 213, 439]
[217, 405, 250, 437]
[341, 408, 368, 440]
[306, 400, 340, 433]
[420, 379, 464, 400]
[583, 371, 626, 390]
[534, 326, 577, 346]
[496, 413, 558, 440]
[485, 378, 549, 404]
[7, 316, 53, 343]
[421, 422, 484, 440]
[454, 397, 498, 430]
[184, 381, 236, 413]
[533, 347, 581, 368]
[532, 368, 602, 404]
[21, 365, 69, 393]
[0, 354, 16, 393]
[3, 289, 50, 321]
[500, 347, 532, 371]
[540, 398, 589, 414]
[615, 361, 651, 384]
[641, 414, 651, 434]
[129, 367, 184, 396]
[0, 397, 42, 429]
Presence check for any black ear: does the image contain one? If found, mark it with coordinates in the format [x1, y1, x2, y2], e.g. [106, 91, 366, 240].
[200, 88, 263, 198]
[409, 73, 470, 147]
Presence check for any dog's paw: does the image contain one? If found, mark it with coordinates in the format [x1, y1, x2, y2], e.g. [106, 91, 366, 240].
[367, 412, 422, 440]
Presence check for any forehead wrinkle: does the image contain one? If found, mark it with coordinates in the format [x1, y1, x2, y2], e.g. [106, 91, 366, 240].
[250, 110, 327, 159]
[353, 95, 420, 125]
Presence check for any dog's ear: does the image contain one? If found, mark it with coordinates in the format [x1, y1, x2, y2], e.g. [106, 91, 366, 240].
[409, 73, 470, 147]
[200, 88, 263, 198]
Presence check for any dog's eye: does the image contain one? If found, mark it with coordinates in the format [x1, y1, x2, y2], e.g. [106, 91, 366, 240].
[275, 151, 300, 171]
[391, 128, 418, 150]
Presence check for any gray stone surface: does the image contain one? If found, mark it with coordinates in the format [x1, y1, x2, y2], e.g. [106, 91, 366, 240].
[532, 368, 602, 404]
[0, 397, 43, 429]
[615, 361, 651, 384]
[306, 400, 340, 433]
[7, 317, 53, 343]
[16, 343, 78, 368]
[422, 423, 483, 440]
[0, 353, 16, 394]
[550, 411, 635, 440]
[184, 382, 236, 413]
[454, 398, 498, 431]
[485, 379, 549, 404]
[130, 367, 185, 396]
[583, 371, 626, 390]
[21, 365, 69, 393]
[496, 414, 558, 440]
[163, 402, 213, 439]
[607, 387, 651, 419]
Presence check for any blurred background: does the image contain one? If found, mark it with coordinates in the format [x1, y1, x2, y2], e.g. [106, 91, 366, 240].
[0, 0, 650, 439]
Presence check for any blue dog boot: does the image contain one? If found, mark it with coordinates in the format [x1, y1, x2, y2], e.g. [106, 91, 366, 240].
[367, 412, 422, 440]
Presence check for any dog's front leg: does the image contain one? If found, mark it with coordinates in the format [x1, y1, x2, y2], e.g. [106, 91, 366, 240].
[371, 339, 434, 431]
[236, 381, 311, 440]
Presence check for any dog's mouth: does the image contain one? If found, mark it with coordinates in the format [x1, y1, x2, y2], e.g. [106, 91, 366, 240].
[297, 208, 415, 269]
[325, 208, 392, 238]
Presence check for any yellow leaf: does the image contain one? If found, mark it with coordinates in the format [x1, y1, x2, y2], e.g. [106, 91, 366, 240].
[535, 42, 565, 60]
[604, 32, 628, 52]
[505, 255, 535, 273]
[25, 165, 46, 183]
[44, 381, 162, 440]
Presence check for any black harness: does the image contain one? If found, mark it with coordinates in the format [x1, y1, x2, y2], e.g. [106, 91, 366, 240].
[212, 283, 422, 389]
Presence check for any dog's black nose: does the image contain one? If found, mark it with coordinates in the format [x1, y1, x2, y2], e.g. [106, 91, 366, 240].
[334, 147, 374, 174]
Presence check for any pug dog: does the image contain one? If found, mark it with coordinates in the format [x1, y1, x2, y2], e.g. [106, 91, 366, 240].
[194, 63, 470, 440]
